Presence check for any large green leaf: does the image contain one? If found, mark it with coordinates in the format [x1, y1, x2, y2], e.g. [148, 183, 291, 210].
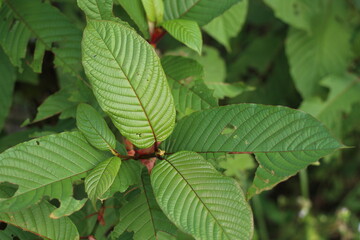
[82, 19, 176, 148]
[0, 0, 82, 75]
[77, 0, 113, 20]
[0, 224, 38, 240]
[0, 48, 16, 131]
[301, 74, 360, 137]
[0, 131, 109, 211]
[151, 151, 254, 239]
[85, 156, 121, 205]
[111, 170, 176, 240]
[141, 0, 164, 24]
[264, 0, 314, 32]
[0, 201, 79, 240]
[203, 0, 248, 51]
[116, 0, 150, 38]
[285, 1, 352, 98]
[161, 55, 217, 117]
[162, 104, 342, 198]
[163, 0, 241, 26]
[76, 103, 116, 151]
[162, 19, 202, 54]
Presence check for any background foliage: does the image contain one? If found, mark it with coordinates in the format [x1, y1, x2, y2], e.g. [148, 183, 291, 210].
[0, 0, 359, 239]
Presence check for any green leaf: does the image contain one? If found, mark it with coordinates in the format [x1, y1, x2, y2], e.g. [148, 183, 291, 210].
[162, 104, 342, 198]
[161, 55, 218, 117]
[111, 170, 177, 239]
[116, 0, 150, 38]
[103, 159, 142, 198]
[285, 1, 352, 98]
[151, 151, 254, 239]
[141, 0, 164, 24]
[82, 19, 176, 148]
[23, 88, 77, 125]
[301, 74, 360, 137]
[162, 19, 202, 54]
[264, 0, 314, 32]
[0, 48, 16, 131]
[0, 0, 82, 75]
[76, 103, 116, 151]
[49, 197, 87, 219]
[77, 0, 114, 20]
[0, 131, 109, 211]
[0, 224, 38, 240]
[0, 200, 79, 240]
[85, 156, 121, 205]
[163, 0, 241, 26]
[203, 0, 248, 51]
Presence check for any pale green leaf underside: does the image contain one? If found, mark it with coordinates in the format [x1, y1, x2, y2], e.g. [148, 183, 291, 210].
[203, 0, 248, 51]
[0, 48, 16, 130]
[0, 131, 109, 211]
[0, 201, 79, 240]
[163, 104, 342, 197]
[163, 0, 241, 26]
[285, 1, 352, 98]
[76, 103, 116, 151]
[0, 0, 82, 74]
[151, 151, 253, 240]
[85, 156, 121, 204]
[77, 0, 113, 20]
[82, 19, 176, 148]
[162, 19, 202, 54]
[111, 171, 176, 240]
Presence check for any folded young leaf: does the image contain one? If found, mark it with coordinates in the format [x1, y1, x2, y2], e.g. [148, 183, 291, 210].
[162, 19, 202, 54]
[76, 103, 116, 151]
[111, 170, 177, 239]
[141, 0, 164, 24]
[162, 104, 343, 198]
[116, 0, 150, 39]
[77, 0, 113, 20]
[163, 0, 241, 26]
[203, 0, 248, 51]
[151, 151, 254, 240]
[0, 0, 82, 75]
[85, 156, 121, 205]
[0, 200, 79, 240]
[0, 131, 109, 211]
[82, 19, 176, 148]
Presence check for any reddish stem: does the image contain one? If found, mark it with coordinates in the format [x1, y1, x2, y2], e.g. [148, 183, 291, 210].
[149, 27, 166, 48]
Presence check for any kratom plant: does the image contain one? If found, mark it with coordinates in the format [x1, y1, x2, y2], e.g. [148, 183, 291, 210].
[0, 0, 346, 239]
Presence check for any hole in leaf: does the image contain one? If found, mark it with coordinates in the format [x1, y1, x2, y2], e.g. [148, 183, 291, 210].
[49, 198, 60, 208]
[0, 182, 19, 198]
[0, 222, 7, 230]
[221, 123, 237, 135]
[73, 182, 87, 200]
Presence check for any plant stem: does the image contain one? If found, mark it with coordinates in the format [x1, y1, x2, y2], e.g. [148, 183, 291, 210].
[252, 195, 269, 240]
[300, 169, 309, 199]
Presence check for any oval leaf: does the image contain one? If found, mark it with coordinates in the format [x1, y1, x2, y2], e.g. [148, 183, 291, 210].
[82, 19, 176, 148]
[162, 19, 202, 54]
[151, 151, 254, 240]
[85, 156, 121, 205]
[162, 104, 342, 197]
[0, 131, 109, 211]
[76, 103, 116, 151]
